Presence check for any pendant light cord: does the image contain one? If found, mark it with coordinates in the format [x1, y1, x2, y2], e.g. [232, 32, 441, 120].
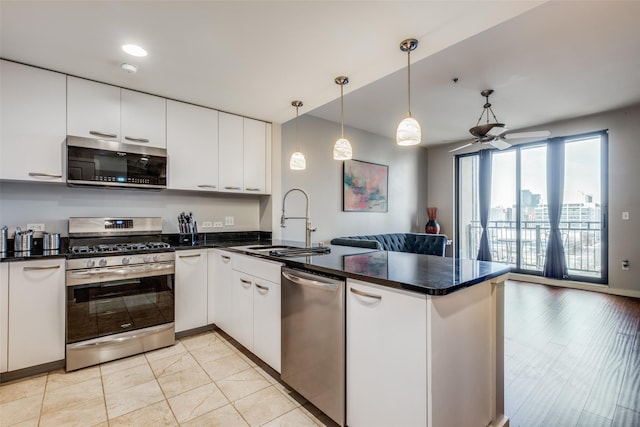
[340, 83, 345, 138]
[407, 47, 412, 117]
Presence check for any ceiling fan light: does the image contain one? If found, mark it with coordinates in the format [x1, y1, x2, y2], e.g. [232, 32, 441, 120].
[396, 116, 421, 146]
[333, 138, 352, 160]
[290, 151, 306, 170]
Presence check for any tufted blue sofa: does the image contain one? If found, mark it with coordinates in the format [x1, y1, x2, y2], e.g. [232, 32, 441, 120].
[330, 233, 448, 257]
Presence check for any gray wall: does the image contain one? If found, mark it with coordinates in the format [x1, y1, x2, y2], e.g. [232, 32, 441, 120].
[0, 182, 264, 236]
[426, 103, 640, 293]
[278, 114, 429, 244]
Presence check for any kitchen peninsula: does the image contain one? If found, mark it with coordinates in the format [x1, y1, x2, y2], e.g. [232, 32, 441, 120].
[226, 242, 510, 427]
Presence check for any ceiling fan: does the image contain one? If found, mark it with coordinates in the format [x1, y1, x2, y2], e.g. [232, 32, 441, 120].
[449, 89, 551, 152]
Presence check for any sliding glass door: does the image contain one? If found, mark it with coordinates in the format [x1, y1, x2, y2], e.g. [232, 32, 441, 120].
[455, 131, 607, 283]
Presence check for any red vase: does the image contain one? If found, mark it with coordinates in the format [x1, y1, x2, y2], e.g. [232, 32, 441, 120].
[425, 207, 441, 234]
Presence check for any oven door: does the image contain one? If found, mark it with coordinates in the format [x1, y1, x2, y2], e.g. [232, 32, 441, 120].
[66, 263, 175, 344]
[66, 136, 167, 189]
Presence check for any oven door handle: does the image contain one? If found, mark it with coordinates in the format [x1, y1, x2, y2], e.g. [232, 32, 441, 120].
[69, 263, 174, 278]
[67, 323, 174, 350]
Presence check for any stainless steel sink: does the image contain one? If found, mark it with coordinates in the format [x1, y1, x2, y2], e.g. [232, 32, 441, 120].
[232, 244, 330, 257]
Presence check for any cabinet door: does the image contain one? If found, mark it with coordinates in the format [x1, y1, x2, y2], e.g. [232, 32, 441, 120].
[218, 112, 244, 192]
[243, 118, 266, 194]
[167, 100, 219, 191]
[8, 259, 65, 371]
[67, 76, 120, 140]
[208, 249, 233, 327]
[230, 270, 254, 350]
[253, 278, 281, 372]
[0, 263, 8, 373]
[175, 250, 208, 333]
[0, 60, 66, 182]
[347, 279, 427, 427]
[121, 89, 167, 148]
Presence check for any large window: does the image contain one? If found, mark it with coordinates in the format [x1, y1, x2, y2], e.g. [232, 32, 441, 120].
[456, 131, 608, 283]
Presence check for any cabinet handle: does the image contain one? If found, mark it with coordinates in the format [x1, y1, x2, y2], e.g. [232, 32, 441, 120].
[221, 255, 231, 262]
[178, 253, 202, 258]
[240, 278, 252, 287]
[120, 323, 132, 328]
[255, 283, 269, 292]
[245, 187, 261, 192]
[89, 130, 118, 138]
[197, 184, 217, 189]
[224, 186, 241, 190]
[23, 265, 61, 271]
[28, 172, 63, 178]
[350, 287, 382, 301]
[124, 136, 150, 143]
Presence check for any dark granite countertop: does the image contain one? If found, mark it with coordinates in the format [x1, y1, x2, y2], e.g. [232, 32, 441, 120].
[222, 239, 511, 296]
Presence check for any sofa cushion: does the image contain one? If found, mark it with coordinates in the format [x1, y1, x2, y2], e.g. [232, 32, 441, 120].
[331, 233, 447, 256]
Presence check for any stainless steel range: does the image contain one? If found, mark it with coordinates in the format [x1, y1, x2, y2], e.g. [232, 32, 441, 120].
[65, 217, 175, 371]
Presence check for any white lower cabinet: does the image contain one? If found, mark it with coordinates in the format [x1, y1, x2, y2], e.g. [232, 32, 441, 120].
[208, 249, 232, 328]
[346, 279, 427, 427]
[0, 263, 8, 373]
[7, 259, 65, 371]
[229, 254, 282, 372]
[175, 249, 208, 333]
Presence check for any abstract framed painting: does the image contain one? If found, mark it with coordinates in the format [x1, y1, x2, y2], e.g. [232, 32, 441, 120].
[343, 159, 388, 212]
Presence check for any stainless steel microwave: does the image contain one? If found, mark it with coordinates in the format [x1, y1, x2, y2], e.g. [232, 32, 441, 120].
[66, 136, 167, 190]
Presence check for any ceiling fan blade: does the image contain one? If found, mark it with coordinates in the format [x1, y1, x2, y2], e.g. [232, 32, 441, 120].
[504, 130, 551, 140]
[449, 142, 475, 153]
[487, 125, 508, 137]
[488, 138, 512, 150]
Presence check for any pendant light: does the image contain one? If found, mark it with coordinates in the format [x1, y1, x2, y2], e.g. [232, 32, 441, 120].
[333, 76, 353, 160]
[289, 100, 306, 170]
[396, 38, 421, 146]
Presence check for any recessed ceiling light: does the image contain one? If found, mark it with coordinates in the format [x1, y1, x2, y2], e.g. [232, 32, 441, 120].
[122, 44, 147, 57]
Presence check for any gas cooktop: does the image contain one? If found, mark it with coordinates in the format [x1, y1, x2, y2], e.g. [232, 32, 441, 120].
[70, 241, 171, 255]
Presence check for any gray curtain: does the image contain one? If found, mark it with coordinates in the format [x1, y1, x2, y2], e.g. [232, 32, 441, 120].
[477, 150, 492, 261]
[543, 138, 568, 278]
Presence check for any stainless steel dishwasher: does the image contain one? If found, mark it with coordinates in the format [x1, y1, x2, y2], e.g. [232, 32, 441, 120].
[281, 267, 345, 426]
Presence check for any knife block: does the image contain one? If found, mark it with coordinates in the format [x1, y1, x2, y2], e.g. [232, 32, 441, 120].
[179, 232, 197, 246]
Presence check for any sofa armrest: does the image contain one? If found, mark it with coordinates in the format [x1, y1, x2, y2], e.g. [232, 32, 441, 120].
[330, 238, 381, 250]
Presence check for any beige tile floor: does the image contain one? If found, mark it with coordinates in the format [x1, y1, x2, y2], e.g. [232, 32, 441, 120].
[0, 330, 334, 427]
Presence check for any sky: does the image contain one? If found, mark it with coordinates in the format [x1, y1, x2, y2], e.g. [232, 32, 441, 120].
[490, 136, 601, 208]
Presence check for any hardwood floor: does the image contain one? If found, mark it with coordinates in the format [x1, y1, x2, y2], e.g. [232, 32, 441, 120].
[504, 280, 640, 427]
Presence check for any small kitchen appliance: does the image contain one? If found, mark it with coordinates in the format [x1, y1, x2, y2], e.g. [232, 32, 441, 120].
[65, 217, 175, 371]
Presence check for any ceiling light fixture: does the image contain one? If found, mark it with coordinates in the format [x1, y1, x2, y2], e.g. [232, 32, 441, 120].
[396, 38, 421, 146]
[289, 100, 306, 171]
[121, 44, 147, 57]
[333, 76, 353, 160]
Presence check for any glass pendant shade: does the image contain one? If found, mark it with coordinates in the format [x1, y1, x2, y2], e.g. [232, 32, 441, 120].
[333, 138, 352, 160]
[290, 151, 306, 170]
[396, 116, 421, 146]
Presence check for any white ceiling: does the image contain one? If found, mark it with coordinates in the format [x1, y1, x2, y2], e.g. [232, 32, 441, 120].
[2, 1, 639, 146]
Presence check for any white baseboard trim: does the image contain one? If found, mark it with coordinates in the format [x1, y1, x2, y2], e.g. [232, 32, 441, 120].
[509, 273, 640, 299]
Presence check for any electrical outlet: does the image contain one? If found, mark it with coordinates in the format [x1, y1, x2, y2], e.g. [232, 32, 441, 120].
[622, 211, 630, 220]
[224, 216, 234, 226]
[213, 222, 223, 228]
[202, 221, 213, 228]
[27, 223, 45, 232]
[622, 260, 630, 270]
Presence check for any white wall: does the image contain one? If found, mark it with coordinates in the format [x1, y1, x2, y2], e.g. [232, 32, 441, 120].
[278, 114, 429, 244]
[0, 182, 264, 236]
[427, 103, 640, 293]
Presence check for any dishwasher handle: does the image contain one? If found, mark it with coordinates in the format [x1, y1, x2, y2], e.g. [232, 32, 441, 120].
[282, 270, 340, 291]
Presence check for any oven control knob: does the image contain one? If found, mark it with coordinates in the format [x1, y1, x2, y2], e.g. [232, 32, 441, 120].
[122, 257, 131, 265]
[98, 259, 107, 267]
[143, 255, 151, 263]
[153, 255, 161, 262]
[86, 259, 95, 268]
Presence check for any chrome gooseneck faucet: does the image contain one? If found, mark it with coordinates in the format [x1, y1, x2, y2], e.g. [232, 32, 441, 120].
[281, 188, 316, 247]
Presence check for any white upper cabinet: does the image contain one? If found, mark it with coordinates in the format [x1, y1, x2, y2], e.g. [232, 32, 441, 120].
[121, 89, 166, 148]
[243, 118, 267, 194]
[218, 112, 244, 192]
[67, 77, 166, 148]
[167, 100, 219, 191]
[0, 60, 66, 182]
[67, 76, 121, 141]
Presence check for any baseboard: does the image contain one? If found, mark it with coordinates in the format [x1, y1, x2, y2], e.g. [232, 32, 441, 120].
[509, 273, 640, 299]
